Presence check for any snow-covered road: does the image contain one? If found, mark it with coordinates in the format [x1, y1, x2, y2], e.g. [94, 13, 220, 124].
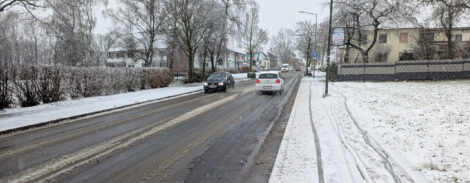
[270, 76, 429, 183]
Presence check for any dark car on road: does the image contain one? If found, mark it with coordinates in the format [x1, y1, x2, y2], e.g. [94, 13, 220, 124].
[203, 72, 235, 93]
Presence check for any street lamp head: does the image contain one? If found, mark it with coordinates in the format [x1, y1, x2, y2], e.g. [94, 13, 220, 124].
[298, 11, 317, 16]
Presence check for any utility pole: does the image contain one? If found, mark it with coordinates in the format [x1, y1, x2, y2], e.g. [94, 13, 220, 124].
[324, 0, 333, 97]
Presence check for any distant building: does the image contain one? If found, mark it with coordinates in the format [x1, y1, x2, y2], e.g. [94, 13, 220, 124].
[106, 37, 246, 72]
[338, 27, 470, 63]
[106, 40, 167, 68]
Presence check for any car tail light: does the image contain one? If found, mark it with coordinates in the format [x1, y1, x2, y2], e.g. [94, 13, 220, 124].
[256, 79, 260, 83]
[276, 79, 280, 84]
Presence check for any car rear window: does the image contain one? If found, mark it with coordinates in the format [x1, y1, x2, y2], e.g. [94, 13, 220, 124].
[259, 73, 278, 79]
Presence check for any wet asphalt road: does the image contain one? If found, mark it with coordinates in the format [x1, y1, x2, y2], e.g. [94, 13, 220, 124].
[0, 72, 300, 183]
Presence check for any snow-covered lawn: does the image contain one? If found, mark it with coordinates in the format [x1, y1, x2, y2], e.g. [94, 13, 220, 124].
[332, 80, 470, 182]
[0, 85, 203, 133]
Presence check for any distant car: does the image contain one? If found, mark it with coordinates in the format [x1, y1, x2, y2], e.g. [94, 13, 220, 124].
[281, 64, 289, 72]
[255, 71, 284, 95]
[204, 72, 235, 93]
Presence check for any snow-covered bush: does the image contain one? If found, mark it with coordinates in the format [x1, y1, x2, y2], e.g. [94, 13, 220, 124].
[12, 65, 41, 107]
[144, 68, 173, 88]
[38, 66, 63, 103]
[3, 65, 173, 109]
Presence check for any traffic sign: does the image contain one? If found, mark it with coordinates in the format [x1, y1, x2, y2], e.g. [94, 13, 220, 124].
[312, 52, 318, 58]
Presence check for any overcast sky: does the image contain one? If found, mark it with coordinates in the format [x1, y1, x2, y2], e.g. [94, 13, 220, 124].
[95, 0, 329, 36]
[257, 0, 329, 36]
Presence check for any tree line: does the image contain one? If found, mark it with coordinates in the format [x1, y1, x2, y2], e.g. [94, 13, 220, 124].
[270, 0, 470, 68]
[0, 0, 269, 82]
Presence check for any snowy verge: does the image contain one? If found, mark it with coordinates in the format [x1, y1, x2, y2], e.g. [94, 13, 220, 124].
[0, 85, 203, 133]
[332, 80, 470, 182]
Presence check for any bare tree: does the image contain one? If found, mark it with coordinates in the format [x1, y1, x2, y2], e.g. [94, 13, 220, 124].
[93, 32, 117, 66]
[242, 3, 268, 71]
[270, 28, 295, 67]
[296, 21, 315, 74]
[106, 0, 167, 67]
[0, 0, 41, 12]
[165, 0, 213, 82]
[39, 0, 98, 66]
[421, 0, 470, 59]
[336, 0, 398, 63]
[216, 0, 249, 68]
[200, 5, 224, 76]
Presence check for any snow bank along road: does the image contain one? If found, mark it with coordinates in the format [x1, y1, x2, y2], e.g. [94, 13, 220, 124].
[271, 76, 429, 183]
[0, 72, 301, 183]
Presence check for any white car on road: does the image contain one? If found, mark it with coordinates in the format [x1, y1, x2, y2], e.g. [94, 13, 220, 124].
[255, 71, 284, 94]
[281, 64, 289, 72]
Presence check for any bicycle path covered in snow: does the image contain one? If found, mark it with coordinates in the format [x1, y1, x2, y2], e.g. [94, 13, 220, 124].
[270, 76, 428, 183]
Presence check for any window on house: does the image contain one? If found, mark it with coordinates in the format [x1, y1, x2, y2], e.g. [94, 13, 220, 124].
[420, 32, 434, 41]
[455, 34, 463, 42]
[379, 34, 387, 43]
[399, 33, 408, 43]
[361, 34, 368, 44]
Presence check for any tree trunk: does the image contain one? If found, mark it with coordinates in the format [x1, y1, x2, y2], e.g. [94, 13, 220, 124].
[362, 51, 369, 63]
[188, 51, 195, 83]
[202, 49, 207, 80]
[210, 52, 216, 73]
[249, 51, 253, 71]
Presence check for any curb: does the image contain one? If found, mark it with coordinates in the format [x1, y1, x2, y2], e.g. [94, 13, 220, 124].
[0, 89, 203, 135]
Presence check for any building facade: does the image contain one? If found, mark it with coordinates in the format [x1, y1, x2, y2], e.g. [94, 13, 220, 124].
[338, 27, 470, 63]
[107, 38, 247, 72]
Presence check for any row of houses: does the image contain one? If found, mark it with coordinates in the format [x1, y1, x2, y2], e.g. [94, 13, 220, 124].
[106, 38, 280, 72]
[336, 27, 470, 63]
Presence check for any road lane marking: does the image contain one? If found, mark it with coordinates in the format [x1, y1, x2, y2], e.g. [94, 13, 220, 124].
[3, 93, 239, 183]
[140, 95, 264, 182]
[0, 94, 219, 161]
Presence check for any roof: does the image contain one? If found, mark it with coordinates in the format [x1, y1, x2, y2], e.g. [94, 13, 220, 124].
[109, 39, 167, 52]
[377, 27, 470, 31]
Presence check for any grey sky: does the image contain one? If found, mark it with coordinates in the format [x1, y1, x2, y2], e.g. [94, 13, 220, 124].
[257, 0, 329, 35]
[95, 0, 330, 36]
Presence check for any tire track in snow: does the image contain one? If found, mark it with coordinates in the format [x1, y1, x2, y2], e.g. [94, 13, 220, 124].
[308, 81, 325, 183]
[331, 88, 415, 183]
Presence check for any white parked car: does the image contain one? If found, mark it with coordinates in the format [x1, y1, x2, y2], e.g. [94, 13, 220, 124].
[255, 71, 284, 94]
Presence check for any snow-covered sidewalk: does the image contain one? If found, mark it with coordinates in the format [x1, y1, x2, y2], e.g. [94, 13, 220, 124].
[270, 76, 430, 183]
[0, 85, 203, 133]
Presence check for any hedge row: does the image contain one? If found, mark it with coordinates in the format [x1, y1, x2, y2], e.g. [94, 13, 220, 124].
[0, 65, 173, 109]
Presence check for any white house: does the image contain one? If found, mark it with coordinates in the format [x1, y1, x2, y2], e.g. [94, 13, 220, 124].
[106, 40, 167, 68]
[106, 36, 246, 72]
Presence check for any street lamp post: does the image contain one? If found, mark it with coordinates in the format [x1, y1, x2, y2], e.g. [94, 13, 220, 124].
[298, 11, 317, 76]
